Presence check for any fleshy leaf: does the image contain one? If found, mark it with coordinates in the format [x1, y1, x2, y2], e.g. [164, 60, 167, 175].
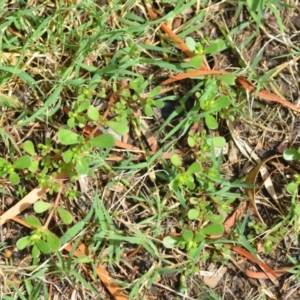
[144, 104, 153, 116]
[32, 244, 40, 258]
[201, 224, 224, 235]
[16, 236, 31, 250]
[45, 231, 60, 251]
[34, 201, 52, 213]
[188, 209, 199, 220]
[89, 133, 115, 148]
[25, 215, 42, 228]
[13, 155, 31, 169]
[205, 114, 218, 129]
[10, 172, 20, 185]
[75, 158, 89, 175]
[182, 229, 194, 242]
[35, 239, 51, 254]
[171, 154, 181, 167]
[63, 149, 73, 163]
[107, 121, 129, 135]
[87, 105, 100, 121]
[58, 129, 80, 145]
[186, 162, 201, 174]
[162, 236, 181, 248]
[23, 141, 36, 155]
[57, 207, 73, 225]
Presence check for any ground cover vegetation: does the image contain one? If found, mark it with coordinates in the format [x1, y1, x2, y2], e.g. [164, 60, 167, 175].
[0, 0, 300, 299]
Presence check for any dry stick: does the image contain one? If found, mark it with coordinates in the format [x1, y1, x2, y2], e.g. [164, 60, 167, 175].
[43, 184, 64, 230]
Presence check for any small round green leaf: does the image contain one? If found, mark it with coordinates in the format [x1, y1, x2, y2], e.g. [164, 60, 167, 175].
[149, 86, 161, 98]
[10, 172, 20, 185]
[286, 182, 298, 194]
[186, 162, 201, 174]
[107, 121, 129, 135]
[186, 37, 196, 51]
[189, 55, 203, 68]
[63, 149, 73, 163]
[16, 236, 31, 250]
[0, 158, 8, 166]
[153, 100, 164, 108]
[283, 149, 299, 161]
[162, 236, 181, 248]
[23, 141, 36, 155]
[89, 133, 115, 148]
[32, 244, 40, 258]
[204, 39, 226, 54]
[34, 201, 52, 213]
[45, 231, 60, 252]
[35, 239, 51, 254]
[57, 207, 73, 225]
[217, 74, 236, 85]
[182, 229, 194, 242]
[188, 209, 199, 220]
[58, 129, 80, 145]
[144, 104, 153, 116]
[211, 96, 231, 110]
[201, 224, 224, 235]
[29, 160, 39, 173]
[13, 155, 31, 169]
[188, 136, 196, 147]
[205, 214, 225, 224]
[205, 114, 218, 129]
[25, 215, 42, 228]
[75, 158, 89, 175]
[186, 180, 195, 190]
[194, 232, 205, 243]
[77, 100, 90, 112]
[87, 105, 100, 121]
[171, 154, 181, 167]
[208, 136, 226, 148]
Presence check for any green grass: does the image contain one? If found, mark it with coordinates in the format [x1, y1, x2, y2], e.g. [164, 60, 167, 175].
[0, 0, 300, 299]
